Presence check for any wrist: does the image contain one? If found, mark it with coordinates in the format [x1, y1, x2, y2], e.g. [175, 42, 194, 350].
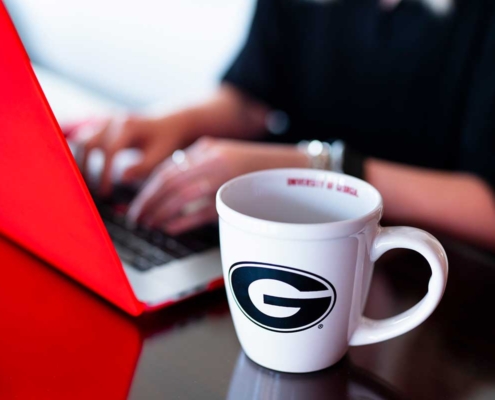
[291, 145, 312, 168]
[249, 143, 310, 170]
[159, 109, 200, 145]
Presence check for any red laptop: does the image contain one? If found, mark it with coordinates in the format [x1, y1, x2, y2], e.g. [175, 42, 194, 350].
[0, 2, 223, 316]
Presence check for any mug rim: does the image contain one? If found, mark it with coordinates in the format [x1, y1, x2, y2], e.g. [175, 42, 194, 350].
[216, 168, 383, 240]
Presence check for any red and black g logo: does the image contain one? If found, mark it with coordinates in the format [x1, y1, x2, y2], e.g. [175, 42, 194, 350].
[229, 262, 337, 333]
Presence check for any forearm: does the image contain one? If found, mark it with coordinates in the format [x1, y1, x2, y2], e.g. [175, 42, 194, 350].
[366, 158, 495, 249]
[168, 84, 269, 142]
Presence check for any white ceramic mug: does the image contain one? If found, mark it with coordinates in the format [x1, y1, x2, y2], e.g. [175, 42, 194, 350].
[216, 168, 448, 373]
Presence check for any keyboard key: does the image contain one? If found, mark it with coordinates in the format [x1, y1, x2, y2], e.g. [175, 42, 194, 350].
[126, 237, 152, 254]
[147, 248, 174, 265]
[150, 230, 166, 246]
[162, 238, 192, 258]
[105, 223, 129, 244]
[132, 256, 154, 271]
[114, 244, 136, 265]
[149, 230, 192, 258]
[107, 222, 177, 271]
[133, 226, 151, 240]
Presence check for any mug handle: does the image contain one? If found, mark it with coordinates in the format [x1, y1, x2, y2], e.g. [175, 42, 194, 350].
[349, 226, 448, 346]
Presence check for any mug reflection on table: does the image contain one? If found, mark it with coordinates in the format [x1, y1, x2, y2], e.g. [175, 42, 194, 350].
[226, 351, 405, 400]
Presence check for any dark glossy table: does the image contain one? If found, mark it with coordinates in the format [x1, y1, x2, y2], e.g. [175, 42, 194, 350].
[0, 233, 494, 400]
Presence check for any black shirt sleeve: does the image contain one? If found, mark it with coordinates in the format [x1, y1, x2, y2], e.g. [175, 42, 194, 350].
[460, 8, 495, 191]
[222, 0, 283, 107]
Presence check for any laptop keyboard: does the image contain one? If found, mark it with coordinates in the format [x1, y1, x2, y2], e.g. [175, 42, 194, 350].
[95, 185, 219, 272]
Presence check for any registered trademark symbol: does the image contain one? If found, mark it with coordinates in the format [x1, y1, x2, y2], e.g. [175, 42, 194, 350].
[318, 324, 323, 329]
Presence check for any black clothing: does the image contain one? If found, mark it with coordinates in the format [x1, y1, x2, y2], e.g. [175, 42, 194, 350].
[223, 0, 495, 189]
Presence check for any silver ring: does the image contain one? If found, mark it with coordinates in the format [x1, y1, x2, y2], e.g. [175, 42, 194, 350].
[171, 149, 190, 171]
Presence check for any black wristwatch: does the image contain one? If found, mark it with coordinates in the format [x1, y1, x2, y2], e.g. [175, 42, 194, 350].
[342, 144, 365, 180]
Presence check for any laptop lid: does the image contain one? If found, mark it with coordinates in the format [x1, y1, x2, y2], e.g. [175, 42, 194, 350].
[0, 2, 143, 315]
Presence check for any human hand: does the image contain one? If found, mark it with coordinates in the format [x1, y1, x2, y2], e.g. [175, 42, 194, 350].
[126, 137, 309, 235]
[74, 114, 193, 196]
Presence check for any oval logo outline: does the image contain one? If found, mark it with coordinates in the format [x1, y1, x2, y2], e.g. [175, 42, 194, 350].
[229, 261, 337, 333]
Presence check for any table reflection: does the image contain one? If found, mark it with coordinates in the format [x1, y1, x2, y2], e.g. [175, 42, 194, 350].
[227, 351, 406, 400]
[0, 235, 142, 399]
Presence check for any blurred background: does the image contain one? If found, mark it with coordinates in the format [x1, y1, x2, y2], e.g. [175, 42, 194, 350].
[4, 0, 255, 123]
